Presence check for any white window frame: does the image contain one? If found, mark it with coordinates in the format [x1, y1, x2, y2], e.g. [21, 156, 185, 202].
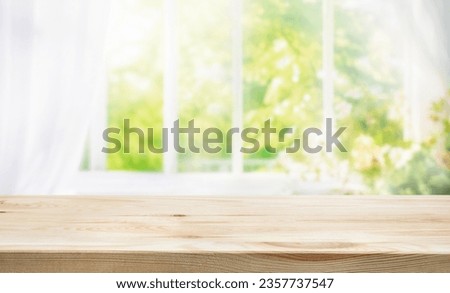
[74, 0, 420, 196]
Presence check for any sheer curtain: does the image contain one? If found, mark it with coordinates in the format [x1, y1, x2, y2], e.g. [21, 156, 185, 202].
[394, 0, 449, 139]
[0, 0, 110, 194]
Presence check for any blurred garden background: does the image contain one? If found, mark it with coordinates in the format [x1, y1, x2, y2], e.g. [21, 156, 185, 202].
[100, 0, 449, 195]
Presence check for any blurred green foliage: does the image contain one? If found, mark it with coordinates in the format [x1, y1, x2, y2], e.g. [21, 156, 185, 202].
[386, 94, 450, 195]
[107, 0, 164, 171]
[104, 0, 449, 194]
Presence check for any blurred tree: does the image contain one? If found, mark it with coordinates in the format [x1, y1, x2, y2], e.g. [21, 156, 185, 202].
[105, 0, 449, 194]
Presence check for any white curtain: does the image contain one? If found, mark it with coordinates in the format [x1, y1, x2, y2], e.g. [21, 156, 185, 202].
[0, 0, 110, 194]
[396, 0, 450, 139]
[394, 0, 449, 85]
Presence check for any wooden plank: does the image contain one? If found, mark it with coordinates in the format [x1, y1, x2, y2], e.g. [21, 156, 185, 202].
[0, 196, 450, 272]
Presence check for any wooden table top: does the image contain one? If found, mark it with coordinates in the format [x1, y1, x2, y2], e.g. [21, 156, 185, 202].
[1, 195, 449, 272]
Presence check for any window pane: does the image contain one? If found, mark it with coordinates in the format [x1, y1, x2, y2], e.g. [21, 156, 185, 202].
[177, 0, 233, 172]
[335, 0, 405, 143]
[106, 0, 164, 171]
[243, 0, 323, 172]
[333, 0, 407, 189]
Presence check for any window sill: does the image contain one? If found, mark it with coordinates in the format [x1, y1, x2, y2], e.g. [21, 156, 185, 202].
[67, 171, 357, 196]
[0, 195, 449, 272]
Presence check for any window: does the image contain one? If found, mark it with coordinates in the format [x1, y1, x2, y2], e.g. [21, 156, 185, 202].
[79, 0, 449, 196]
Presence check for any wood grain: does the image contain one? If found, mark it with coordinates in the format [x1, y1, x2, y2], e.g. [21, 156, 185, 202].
[0, 195, 449, 272]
